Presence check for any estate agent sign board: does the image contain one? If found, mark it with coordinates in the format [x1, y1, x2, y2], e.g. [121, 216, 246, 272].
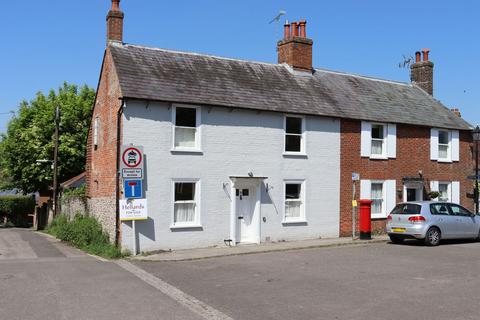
[120, 199, 148, 221]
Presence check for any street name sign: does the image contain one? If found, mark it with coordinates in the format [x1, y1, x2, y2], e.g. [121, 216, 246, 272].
[120, 199, 148, 221]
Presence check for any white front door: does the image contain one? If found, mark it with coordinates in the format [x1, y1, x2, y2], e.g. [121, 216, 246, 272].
[236, 188, 256, 243]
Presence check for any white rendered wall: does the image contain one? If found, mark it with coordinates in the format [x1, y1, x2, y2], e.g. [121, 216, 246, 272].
[121, 100, 340, 251]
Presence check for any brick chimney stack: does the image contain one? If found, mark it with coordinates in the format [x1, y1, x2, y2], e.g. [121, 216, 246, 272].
[410, 49, 434, 95]
[106, 0, 124, 45]
[277, 20, 313, 72]
[450, 108, 462, 118]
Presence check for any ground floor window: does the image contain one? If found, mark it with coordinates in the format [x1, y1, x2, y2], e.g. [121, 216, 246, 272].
[172, 180, 199, 227]
[284, 180, 305, 222]
[371, 182, 384, 215]
[438, 182, 450, 202]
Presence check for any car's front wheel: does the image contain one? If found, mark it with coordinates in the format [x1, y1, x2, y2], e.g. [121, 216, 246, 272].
[389, 235, 403, 244]
[424, 227, 441, 246]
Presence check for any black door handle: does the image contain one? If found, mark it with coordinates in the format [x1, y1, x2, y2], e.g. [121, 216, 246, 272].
[238, 216, 244, 220]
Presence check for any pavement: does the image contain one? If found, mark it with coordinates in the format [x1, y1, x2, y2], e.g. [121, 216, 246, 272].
[132, 235, 389, 261]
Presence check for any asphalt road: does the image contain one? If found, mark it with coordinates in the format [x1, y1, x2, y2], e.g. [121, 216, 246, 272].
[135, 239, 480, 320]
[0, 229, 202, 320]
[3, 229, 480, 320]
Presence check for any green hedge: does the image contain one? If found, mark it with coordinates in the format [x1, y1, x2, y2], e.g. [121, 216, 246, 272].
[0, 195, 35, 227]
[47, 215, 129, 259]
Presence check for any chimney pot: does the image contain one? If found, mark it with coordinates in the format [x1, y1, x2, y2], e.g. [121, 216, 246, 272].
[415, 51, 421, 63]
[283, 21, 291, 40]
[422, 48, 430, 61]
[112, 0, 120, 10]
[299, 20, 307, 38]
[291, 22, 299, 37]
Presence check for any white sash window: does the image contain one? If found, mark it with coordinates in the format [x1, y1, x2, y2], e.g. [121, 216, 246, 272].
[172, 105, 201, 151]
[172, 180, 200, 228]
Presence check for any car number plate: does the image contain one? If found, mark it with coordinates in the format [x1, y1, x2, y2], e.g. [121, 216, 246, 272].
[392, 228, 406, 233]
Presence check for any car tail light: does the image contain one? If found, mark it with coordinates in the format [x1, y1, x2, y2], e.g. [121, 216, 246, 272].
[408, 216, 426, 223]
[387, 215, 392, 221]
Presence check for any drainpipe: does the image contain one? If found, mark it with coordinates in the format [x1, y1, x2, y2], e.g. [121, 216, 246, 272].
[115, 98, 124, 246]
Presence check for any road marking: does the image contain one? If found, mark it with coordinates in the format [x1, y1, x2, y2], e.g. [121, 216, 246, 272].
[115, 260, 234, 320]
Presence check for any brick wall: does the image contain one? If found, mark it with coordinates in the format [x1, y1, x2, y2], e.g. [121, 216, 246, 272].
[340, 119, 473, 236]
[85, 47, 122, 241]
[277, 37, 313, 72]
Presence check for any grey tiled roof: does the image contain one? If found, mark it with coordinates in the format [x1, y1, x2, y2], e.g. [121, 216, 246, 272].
[109, 44, 471, 130]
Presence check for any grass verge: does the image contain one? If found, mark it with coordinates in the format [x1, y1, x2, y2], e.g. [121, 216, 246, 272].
[46, 215, 130, 259]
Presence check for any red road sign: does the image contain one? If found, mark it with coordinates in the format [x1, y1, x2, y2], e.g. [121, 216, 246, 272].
[122, 147, 143, 168]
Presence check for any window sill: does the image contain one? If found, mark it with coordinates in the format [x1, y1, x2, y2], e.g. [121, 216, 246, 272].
[437, 158, 452, 163]
[170, 224, 203, 230]
[371, 215, 388, 220]
[369, 155, 388, 160]
[282, 219, 308, 225]
[283, 152, 308, 158]
[170, 148, 203, 155]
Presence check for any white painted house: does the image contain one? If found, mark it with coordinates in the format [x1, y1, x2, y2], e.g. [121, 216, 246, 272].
[120, 99, 340, 250]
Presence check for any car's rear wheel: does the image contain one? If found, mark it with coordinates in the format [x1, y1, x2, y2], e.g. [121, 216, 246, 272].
[389, 235, 403, 244]
[424, 227, 441, 246]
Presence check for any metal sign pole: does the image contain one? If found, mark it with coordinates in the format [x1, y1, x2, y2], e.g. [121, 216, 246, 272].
[352, 182, 356, 239]
[132, 220, 137, 256]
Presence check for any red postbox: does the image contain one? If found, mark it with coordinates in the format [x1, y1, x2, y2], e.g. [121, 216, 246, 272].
[359, 199, 372, 240]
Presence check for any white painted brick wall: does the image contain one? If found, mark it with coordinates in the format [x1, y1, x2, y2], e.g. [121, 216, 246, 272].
[121, 100, 340, 251]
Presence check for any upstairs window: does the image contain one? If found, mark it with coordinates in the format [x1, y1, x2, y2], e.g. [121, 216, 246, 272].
[361, 122, 396, 159]
[438, 130, 450, 160]
[371, 124, 385, 156]
[173, 106, 200, 150]
[431, 129, 459, 162]
[284, 116, 305, 153]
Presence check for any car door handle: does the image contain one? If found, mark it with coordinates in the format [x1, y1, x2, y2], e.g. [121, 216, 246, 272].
[238, 216, 244, 220]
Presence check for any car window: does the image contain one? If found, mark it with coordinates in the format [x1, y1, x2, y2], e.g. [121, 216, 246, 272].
[448, 204, 472, 217]
[390, 203, 421, 215]
[430, 203, 450, 215]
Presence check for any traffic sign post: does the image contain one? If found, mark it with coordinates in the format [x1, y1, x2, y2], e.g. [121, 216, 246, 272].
[124, 179, 143, 199]
[119, 145, 146, 255]
[120, 145, 144, 174]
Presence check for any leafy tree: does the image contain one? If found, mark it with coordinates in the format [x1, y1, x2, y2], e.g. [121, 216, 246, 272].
[0, 83, 95, 193]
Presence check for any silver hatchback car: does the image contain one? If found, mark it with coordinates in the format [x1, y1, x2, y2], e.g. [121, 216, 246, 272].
[386, 201, 480, 246]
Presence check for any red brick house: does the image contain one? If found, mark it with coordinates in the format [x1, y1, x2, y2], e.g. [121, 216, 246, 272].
[86, 1, 473, 249]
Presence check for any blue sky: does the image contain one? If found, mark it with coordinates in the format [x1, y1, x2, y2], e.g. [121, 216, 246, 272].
[0, 0, 478, 132]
